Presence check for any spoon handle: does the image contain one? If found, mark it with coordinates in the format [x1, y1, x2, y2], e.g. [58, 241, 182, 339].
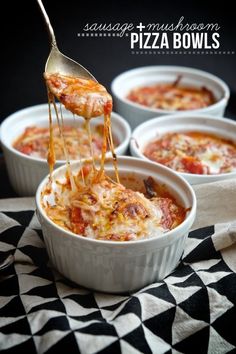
[36, 0, 57, 48]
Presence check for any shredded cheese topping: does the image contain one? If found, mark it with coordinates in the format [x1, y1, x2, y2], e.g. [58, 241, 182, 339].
[44, 73, 112, 119]
[144, 131, 236, 175]
[13, 124, 117, 160]
[127, 78, 215, 111]
[44, 169, 186, 241]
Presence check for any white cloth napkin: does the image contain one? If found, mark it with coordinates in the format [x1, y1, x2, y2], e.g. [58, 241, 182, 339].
[192, 178, 236, 230]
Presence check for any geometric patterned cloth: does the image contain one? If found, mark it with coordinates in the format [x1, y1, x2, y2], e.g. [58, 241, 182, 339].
[0, 209, 236, 353]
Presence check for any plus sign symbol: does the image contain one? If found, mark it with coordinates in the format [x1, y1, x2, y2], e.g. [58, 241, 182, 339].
[136, 22, 146, 31]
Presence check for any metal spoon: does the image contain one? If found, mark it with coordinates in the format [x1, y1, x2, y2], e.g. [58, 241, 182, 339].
[36, 0, 97, 81]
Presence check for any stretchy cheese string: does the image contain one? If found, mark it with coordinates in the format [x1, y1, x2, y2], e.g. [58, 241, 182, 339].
[47, 91, 55, 180]
[51, 98, 76, 191]
[107, 119, 119, 183]
[85, 119, 96, 172]
[95, 114, 109, 182]
[72, 114, 85, 185]
[45, 75, 119, 188]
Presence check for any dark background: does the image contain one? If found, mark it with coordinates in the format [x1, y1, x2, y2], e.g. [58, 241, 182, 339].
[0, 0, 235, 197]
[1, 0, 236, 121]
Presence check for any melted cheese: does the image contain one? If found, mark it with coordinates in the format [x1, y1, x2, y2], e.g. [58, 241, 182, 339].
[127, 82, 215, 111]
[44, 168, 186, 241]
[13, 124, 109, 160]
[44, 72, 119, 183]
[44, 73, 112, 119]
[144, 132, 236, 175]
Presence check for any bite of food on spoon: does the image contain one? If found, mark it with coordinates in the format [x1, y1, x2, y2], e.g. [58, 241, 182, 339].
[37, 0, 112, 119]
[44, 73, 113, 119]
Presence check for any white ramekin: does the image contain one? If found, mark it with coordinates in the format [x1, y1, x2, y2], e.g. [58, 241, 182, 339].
[111, 66, 230, 129]
[130, 114, 236, 185]
[0, 103, 131, 197]
[36, 156, 196, 293]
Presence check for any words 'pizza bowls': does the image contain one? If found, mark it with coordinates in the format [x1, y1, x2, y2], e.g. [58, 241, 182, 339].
[36, 156, 196, 293]
[0, 103, 131, 196]
[130, 114, 236, 185]
[111, 65, 230, 129]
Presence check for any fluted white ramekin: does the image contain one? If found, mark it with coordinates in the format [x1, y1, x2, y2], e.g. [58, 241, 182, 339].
[36, 156, 196, 293]
[130, 114, 236, 185]
[111, 66, 230, 129]
[0, 104, 131, 196]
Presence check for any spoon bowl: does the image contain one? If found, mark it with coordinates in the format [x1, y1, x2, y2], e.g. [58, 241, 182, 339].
[37, 0, 97, 81]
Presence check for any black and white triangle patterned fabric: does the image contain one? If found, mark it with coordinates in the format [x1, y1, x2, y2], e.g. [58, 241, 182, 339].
[0, 210, 236, 354]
